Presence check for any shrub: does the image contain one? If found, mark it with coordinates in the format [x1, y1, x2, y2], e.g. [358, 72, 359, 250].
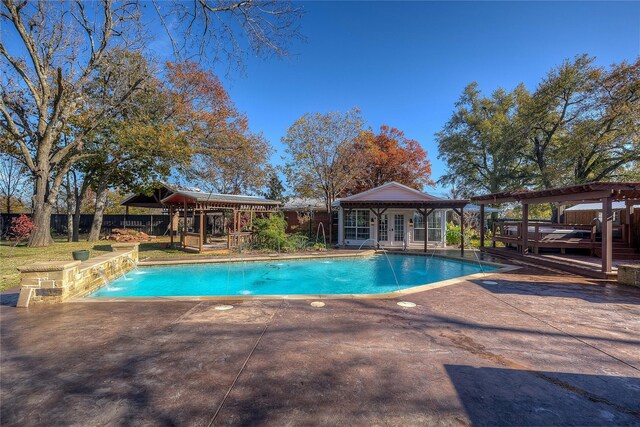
[312, 242, 327, 251]
[446, 221, 461, 246]
[10, 214, 35, 246]
[252, 214, 288, 251]
[285, 234, 309, 251]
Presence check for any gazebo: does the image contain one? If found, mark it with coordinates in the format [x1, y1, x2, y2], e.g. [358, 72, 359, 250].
[471, 182, 640, 278]
[122, 184, 281, 252]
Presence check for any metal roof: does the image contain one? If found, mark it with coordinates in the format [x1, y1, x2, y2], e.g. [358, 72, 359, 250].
[283, 197, 326, 210]
[565, 202, 639, 211]
[162, 189, 280, 206]
[464, 204, 501, 213]
[121, 183, 280, 209]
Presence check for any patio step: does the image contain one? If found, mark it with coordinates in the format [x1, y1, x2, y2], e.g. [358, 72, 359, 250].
[594, 246, 640, 260]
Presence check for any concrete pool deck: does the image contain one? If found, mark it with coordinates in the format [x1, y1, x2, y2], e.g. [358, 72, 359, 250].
[1, 264, 639, 425]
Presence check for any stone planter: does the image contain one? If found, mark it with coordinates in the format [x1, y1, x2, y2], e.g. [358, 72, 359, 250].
[618, 265, 640, 288]
[72, 250, 90, 261]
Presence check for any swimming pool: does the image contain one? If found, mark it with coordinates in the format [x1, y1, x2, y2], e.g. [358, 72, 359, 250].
[89, 254, 494, 298]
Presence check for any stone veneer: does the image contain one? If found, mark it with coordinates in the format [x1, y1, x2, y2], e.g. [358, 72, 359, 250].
[617, 264, 640, 288]
[16, 243, 139, 308]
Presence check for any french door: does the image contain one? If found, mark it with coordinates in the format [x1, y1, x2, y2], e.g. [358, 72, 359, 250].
[377, 212, 405, 246]
[394, 214, 405, 242]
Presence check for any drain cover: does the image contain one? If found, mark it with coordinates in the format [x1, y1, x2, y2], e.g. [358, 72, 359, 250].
[214, 304, 234, 311]
[482, 281, 498, 285]
[310, 301, 325, 308]
[397, 301, 416, 308]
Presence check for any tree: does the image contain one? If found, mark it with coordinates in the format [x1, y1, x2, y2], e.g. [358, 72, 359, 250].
[518, 55, 601, 189]
[560, 58, 640, 183]
[283, 108, 366, 241]
[263, 170, 286, 202]
[0, 0, 303, 246]
[349, 125, 434, 193]
[437, 83, 532, 197]
[438, 55, 640, 201]
[0, 154, 29, 214]
[169, 61, 271, 195]
[77, 51, 188, 241]
[8, 214, 34, 245]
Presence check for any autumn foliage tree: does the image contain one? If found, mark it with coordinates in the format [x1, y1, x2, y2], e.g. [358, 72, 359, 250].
[0, 0, 302, 246]
[169, 61, 272, 195]
[349, 125, 434, 193]
[9, 214, 34, 246]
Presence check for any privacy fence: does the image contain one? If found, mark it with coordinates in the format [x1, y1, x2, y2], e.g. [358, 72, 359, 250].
[0, 214, 170, 239]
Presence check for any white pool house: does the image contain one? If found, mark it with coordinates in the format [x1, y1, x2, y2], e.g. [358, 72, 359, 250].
[333, 182, 469, 254]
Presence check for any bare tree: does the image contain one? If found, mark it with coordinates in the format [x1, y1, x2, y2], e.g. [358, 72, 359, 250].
[283, 108, 367, 242]
[0, 154, 29, 214]
[0, 0, 303, 246]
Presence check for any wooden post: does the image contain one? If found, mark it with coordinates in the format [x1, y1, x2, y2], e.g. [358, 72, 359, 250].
[460, 206, 465, 257]
[182, 200, 187, 248]
[627, 202, 635, 248]
[557, 203, 565, 224]
[492, 222, 496, 248]
[169, 206, 174, 246]
[199, 210, 204, 253]
[602, 197, 612, 273]
[422, 209, 428, 253]
[521, 203, 529, 255]
[479, 204, 485, 248]
[624, 203, 631, 246]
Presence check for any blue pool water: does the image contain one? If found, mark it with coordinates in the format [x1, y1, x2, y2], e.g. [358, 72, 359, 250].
[89, 254, 494, 297]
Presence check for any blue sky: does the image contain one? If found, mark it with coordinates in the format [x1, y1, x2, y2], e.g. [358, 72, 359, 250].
[197, 1, 639, 196]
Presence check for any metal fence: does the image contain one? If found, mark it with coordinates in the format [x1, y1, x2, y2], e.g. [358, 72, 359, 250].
[0, 213, 170, 239]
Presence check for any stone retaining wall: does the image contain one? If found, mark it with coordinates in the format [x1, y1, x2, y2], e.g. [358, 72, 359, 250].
[618, 264, 640, 288]
[16, 243, 139, 307]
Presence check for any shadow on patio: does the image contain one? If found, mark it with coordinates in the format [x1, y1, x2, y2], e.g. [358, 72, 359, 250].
[445, 364, 640, 426]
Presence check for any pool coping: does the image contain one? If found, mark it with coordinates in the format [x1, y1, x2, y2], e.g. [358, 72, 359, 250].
[136, 249, 377, 266]
[70, 251, 519, 303]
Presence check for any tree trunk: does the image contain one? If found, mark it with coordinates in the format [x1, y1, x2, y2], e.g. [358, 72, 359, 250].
[65, 175, 73, 242]
[6, 196, 10, 215]
[72, 177, 89, 242]
[88, 184, 108, 242]
[28, 173, 54, 247]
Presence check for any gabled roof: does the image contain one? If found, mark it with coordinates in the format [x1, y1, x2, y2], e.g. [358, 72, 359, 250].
[121, 182, 280, 210]
[333, 182, 468, 209]
[338, 182, 443, 203]
[161, 189, 280, 206]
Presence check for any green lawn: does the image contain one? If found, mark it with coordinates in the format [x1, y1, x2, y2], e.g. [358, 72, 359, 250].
[0, 237, 198, 292]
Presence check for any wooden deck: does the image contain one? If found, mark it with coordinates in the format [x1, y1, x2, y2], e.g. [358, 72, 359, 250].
[482, 246, 639, 279]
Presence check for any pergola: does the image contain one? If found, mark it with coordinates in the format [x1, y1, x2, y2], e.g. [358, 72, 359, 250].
[122, 185, 281, 252]
[471, 182, 640, 274]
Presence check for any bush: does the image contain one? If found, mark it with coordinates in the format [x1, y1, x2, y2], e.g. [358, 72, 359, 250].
[10, 215, 35, 246]
[312, 242, 327, 251]
[446, 221, 461, 246]
[285, 234, 309, 251]
[252, 214, 288, 251]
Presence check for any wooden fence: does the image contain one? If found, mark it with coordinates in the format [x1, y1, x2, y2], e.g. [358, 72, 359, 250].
[0, 213, 170, 239]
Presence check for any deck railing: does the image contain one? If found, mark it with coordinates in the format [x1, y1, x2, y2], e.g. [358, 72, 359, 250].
[184, 232, 203, 252]
[492, 222, 598, 254]
[227, 231, 253, 249]
[492, 221, 630, 252]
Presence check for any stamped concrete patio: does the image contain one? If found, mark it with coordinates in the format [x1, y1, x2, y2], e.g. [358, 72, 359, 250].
[1, 263, 639, 426]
